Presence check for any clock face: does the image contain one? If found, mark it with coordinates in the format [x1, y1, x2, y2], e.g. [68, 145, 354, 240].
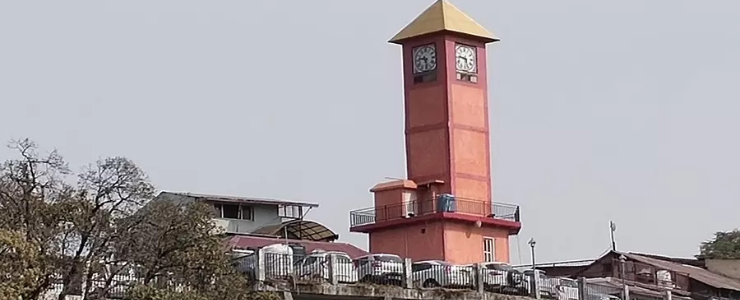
[455, 44, 477, 73]
[412, 44, 437, 74]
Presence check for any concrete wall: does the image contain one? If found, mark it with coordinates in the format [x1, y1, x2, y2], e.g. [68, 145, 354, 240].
[369, 221, 446, 261]
[368, 219, 510, 264]
[706, 259, 740, 280]
[443, 222, 510, 264]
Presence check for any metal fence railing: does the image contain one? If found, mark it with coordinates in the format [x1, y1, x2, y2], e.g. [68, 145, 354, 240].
[45, 273, 142, 299]
[349, 195, 521, 227]
[43, 252, 676, 300]
[240, 250, 681, 300]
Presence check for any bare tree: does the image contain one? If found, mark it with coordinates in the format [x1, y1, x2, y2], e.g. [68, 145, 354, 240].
[0, 139, 154, 300]
[0, 139, 71, 300]
[56, 156, 154, 300]
[0, 139, 272, 300]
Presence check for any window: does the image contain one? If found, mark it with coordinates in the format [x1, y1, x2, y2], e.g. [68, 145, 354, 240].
[485, 263, 513, 271]
[302, 256, 318, 265]
[222, 204, 239, 219]
[374, 255, 402, 263]
[356, 257, 370, 267]
[240, 206, 253, 220]
[279, 205, 302, 219]
[213, 203, 253, 220]
[412, 263, 431, 272]
[336, 255, 352, 263]
[413, 72, 436, 84]
[483, 237, 495, 262]
[213, 204, 222, 217]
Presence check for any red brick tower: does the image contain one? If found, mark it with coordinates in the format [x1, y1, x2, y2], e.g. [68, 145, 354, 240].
[349, 0, 521, 264]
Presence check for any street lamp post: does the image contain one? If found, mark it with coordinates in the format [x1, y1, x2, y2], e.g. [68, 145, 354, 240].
[528, 238, 537, 269]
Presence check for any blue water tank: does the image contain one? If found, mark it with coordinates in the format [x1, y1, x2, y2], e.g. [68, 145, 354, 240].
[437, 194, 457, 212]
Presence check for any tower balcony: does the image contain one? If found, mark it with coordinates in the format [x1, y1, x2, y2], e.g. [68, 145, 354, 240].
[349, 197, 521, 234]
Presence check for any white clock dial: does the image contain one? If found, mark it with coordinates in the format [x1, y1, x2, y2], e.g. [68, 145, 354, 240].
[412, 44, 437, 74]
[455, 44, 477, 73]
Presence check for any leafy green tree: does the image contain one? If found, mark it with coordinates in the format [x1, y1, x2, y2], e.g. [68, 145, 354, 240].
[0, 229, 46, 300]
[699, 230, 740, 259]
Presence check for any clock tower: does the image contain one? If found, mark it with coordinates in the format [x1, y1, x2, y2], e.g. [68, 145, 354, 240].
[349, 0, 521, 265]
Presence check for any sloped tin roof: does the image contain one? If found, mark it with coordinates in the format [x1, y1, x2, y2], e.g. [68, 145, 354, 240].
[250, 220, 339, 242]
[623, 252, 740, 292]
[159, 191, 318, 207]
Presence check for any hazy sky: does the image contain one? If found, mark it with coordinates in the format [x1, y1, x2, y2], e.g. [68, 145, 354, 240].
[2, 0, 740, 265]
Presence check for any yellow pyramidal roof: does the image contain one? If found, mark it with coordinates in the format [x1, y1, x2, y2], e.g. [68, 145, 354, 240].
[389, 0, 499, 44]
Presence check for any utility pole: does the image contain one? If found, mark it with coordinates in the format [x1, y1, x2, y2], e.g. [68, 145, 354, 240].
[610, 221, 617, 251]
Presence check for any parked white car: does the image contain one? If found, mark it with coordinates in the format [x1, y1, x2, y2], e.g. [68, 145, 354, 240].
[557, 277, 580, 300]
[524, 269, 558, 298]
[295, 251, 358, 283]
[477, 262, 529, 295]
[355, 253, 404, 285]
[232, 243, 294, 279]
[583, 285, 621, 300]
[411, 260, 473, 288]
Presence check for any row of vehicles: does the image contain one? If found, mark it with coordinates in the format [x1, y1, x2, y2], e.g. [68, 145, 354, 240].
[234, 245, 619, 300]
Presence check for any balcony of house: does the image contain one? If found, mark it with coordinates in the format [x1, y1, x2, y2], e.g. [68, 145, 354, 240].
[349, 196, 521, 234]
[211, 200, 315, 235]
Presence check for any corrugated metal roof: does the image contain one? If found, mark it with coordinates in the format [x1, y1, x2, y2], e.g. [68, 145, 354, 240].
[515, 259, 596, 269]
[228, 235, 368, 259]
[159, 191, 319, 207]
[250, 220, 339, 242]
[623, 252, 740, 292]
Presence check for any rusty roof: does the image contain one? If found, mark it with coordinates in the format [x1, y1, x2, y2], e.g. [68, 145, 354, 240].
[389, 0, 498, 44]
[228, 235, 368, 259]
[614, 251, 740, 292]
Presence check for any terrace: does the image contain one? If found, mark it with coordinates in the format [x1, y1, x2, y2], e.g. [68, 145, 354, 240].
[349, 196, 521, 228]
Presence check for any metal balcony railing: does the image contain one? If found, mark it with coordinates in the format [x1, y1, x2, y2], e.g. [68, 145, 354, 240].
[349, 196, 520, 227]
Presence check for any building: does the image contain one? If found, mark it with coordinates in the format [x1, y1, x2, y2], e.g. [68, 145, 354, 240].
[155, 191, 317, 235]
[535, 251, 740, 300]
[154, 191, 367, 256]
[348, 0, 521, 264]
